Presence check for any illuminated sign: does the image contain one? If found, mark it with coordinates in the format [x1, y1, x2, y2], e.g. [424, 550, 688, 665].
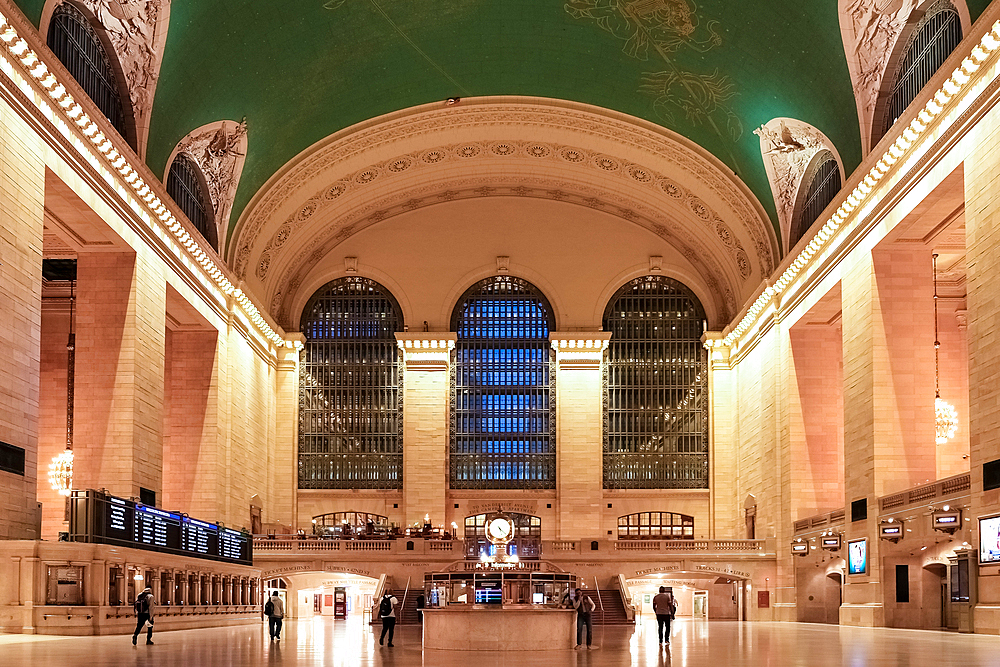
[821, 535, 842, 551]
[848, 539, 867, 575]
[933, 510, 961, 533]
[980, 515, 1000, 564]
[791, 542, 809, 556]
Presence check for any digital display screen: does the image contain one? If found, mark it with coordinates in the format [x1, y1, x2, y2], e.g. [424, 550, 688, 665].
[71, 490, 252, 565]
[848, 539, 867, 575]
[822, 537, 841, 548]
[476, 582, 503, 604]
[881, 525, 901, 535]
[980, 515, 1000, 563]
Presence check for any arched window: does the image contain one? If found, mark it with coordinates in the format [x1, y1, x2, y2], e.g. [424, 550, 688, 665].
[617, 511, 694, 540]
[451, 276, 555, 489]
[47, 2, 133, 147]
[879, 0, 962, 143]
[298, 277, 403, 489]
[603, 276, 707, 489]
[790, 151, 841, 248]
[166, 154, 216, 250]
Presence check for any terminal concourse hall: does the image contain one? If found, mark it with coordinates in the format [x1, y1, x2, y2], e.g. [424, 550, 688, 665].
[6, 0, 1000, 660]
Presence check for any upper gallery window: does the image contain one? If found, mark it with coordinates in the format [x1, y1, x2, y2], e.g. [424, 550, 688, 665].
[166, 154, 216, 250]
[878, 0, 962, 145]
[451, 276, 555, 490]
[603, 276, 708, 489]
[790, 151, 842, 249]
[47, 2, 134, 148]
[298, 277, 403, 489]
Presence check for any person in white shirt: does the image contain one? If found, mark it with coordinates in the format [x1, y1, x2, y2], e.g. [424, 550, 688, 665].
[572, 588, 597, 649]
[378, 590, 399, 647]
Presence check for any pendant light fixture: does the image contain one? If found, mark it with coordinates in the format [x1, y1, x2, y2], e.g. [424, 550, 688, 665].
[933, 253, 958, 445]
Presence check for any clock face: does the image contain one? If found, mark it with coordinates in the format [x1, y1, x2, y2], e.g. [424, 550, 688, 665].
[487, 518, 513, 542]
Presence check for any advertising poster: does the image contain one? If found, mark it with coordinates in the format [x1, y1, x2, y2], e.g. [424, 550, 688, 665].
[848, 538, 867, 575]
[980, 515, 1000, 563]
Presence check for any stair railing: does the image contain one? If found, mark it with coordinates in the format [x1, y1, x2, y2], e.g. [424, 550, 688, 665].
[398, 576, 411, 625]
[594, 576, 605, 625]
[369, 573, 388, 624]
[616, 573, 637, 623]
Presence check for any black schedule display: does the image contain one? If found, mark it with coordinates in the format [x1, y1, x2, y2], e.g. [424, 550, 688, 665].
[73, 490, 253, 565]
[182, 517, 218, 557]
[219, 527, 250, 562]
[134, 504, 182, 550]
[105, 495, 134, 542]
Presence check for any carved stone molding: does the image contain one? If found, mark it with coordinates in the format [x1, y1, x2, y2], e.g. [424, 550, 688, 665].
[42, 1, 170, 158]
[252, 138, 754, 287]
[755, 118, 843, 251]
[265, 176, 739, 330]
[165, 119, 248, 253]
[231, 98, 777, 283]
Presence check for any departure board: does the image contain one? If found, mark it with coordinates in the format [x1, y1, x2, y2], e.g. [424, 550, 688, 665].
[69, 490, 252, 566]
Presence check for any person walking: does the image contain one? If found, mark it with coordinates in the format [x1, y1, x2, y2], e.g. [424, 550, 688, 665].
[652, 586, 677, 645]
[131, 586, 155, 645]
[573, 588, 596, 649]
[378, 589, 398, 647]
[265, 591, 285, 640]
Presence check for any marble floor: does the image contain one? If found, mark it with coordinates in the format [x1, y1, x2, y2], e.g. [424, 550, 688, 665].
[2, 615, 1000, 666]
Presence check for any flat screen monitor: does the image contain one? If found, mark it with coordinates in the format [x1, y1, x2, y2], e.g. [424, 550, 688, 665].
[980, 515, 1000, 563]
[533, 592, 544, 604]
[476, 582, 502, 604]
[848, 538, 867, 575]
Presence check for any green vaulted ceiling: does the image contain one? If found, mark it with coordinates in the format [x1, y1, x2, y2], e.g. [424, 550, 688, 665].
[14, 1, 995, 240]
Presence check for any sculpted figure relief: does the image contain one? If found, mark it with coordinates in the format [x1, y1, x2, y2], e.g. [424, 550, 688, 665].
[76, 0, 165, 145]
[174, 120, 249, 232]
[754, 119, 836, 246]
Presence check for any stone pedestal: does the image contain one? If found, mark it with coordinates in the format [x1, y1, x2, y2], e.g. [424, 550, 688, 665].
[423, 605, 575, 650]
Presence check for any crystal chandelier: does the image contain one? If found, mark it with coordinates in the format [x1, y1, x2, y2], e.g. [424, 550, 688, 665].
[48, 449, 74, 497]
[932, 254, 958, 445]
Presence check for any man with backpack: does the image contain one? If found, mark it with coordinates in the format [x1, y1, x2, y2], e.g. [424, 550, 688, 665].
[264, 591, 285, 640]
[652, 586, 677, 645]
[378, 589, 398, 647]
[131, 586, 155, 645]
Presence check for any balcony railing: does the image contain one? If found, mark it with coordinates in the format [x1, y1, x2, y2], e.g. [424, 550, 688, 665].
[879, 472, 971, 512]
[253, 537, 771, 557]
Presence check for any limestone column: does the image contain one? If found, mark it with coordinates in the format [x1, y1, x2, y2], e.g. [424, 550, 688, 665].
[74, 251, 166, 498]
[0, 96, 45, 540]
[396, 334, 456, 528]
[550, 334, 611, 541]
[272, 335, 303, 528]
[966, 126, 1000, 633]
[704, 334, 738, 537]
[840, 247, 936, 627]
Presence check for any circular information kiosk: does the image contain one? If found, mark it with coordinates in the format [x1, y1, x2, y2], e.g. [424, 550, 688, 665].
[421, 513, 579, 651]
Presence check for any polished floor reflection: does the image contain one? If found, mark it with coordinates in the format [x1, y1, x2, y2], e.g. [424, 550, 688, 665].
[2, 615, 1000, 666]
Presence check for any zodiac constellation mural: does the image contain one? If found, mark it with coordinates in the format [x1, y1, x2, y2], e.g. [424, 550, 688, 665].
[565, 0, 742, 142]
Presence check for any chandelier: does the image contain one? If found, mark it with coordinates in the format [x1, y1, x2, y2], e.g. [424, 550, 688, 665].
[48, 449, 74, 496]
[933, 253, 958, 445]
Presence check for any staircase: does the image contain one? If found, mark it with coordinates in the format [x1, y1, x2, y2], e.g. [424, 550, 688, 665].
[396, 591, 422, 625]
[593, 589, 632, 625]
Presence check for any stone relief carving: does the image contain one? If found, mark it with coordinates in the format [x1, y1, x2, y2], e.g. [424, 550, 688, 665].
[841, 0, 919, 147]
[267, 176, 738, 330]
[231, 102, 776, 281]
[171, 120, 248, 234]
[74, 0, 167, 149]
[754, 118, 839, 247]
[251, 139, 752, 289]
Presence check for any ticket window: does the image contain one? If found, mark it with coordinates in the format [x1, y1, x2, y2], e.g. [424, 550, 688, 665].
[174, 573, 183, 605]
[161, 572, 172, 605]
[189, 574, 199, 605]
[127, 566, 140, 604]
[108, 566, 123, 606]
[46, 566, 84, 605]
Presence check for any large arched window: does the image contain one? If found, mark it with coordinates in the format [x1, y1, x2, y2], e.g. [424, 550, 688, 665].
[790, 151, 841, 248]
[878, 0, 962, 144]
[451, 276, 555, 489]
[47, 2, 133, 148]
[298, 277, 403, 489]
[166, 154, 216, 250]
[603, 276, 707, 489]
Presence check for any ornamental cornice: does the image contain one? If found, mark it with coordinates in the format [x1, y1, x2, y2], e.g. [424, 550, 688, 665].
[231, 98, 776, 281]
